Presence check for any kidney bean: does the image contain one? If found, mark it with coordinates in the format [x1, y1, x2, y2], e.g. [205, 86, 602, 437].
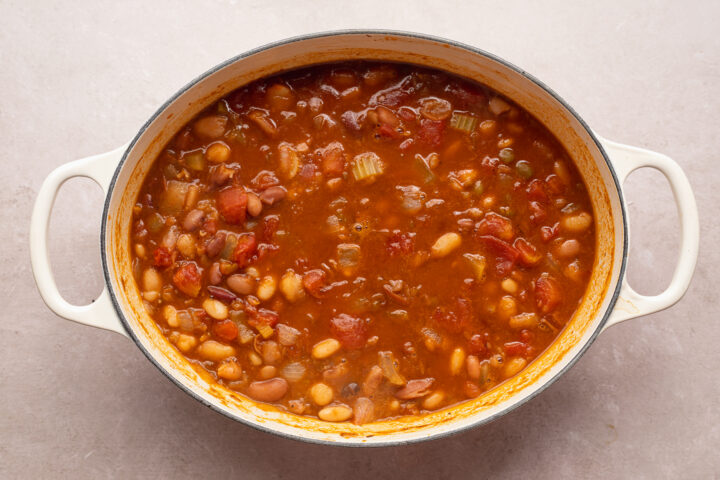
[259, 186, 287, 205]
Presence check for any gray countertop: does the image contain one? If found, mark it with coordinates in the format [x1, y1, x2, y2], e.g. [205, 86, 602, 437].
[1, 0, 718, 478]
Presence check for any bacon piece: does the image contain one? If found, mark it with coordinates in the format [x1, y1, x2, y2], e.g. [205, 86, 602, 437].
[476, 212, 514, 241]
[416, 119, 444, 147]
[302, 269, 326, 298]
[535, 273, 562, 313]
[320, 142, 346, 176]
[478, 235, 520, 276]
[216, 187, 247, 225]
[213, 319, 238, 342]
[231, 233, 257, 267]
[172, 262, 203, 297]
[514, 238, 543, 266]
[153, 246, 174, 268]
[330, 314, 367, 350]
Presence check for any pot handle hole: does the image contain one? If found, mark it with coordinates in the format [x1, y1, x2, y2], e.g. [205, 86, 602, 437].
[599, 138, 699, 332]
[30, 145, 130, 338]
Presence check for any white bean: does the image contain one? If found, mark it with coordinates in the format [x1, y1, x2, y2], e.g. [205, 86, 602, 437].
[431, 232, 462, 258]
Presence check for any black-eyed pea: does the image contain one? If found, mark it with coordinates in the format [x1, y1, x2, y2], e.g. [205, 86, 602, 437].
[142, 267, 162, 293]
[176, 334, 197, 353]
[258, 365, 277, 380]
[422, 391, 445, 410]
[257, 275, 277, 301]
[490, 354, 505, 369]
[196, 340, 235, 362]
[162, 305, 179, 328]
[431, 232, 462, 258]
[561, 212, 593, 233]
[217, 361, 243, 380]
[312, 338, 341, 359]
[279, 271, 305, 302]
[503, 357, 527, 378]
[450, 347, 466, 376]
[318, 404, 353, 422]
[466, 355, 481, 380]
[309, 382, 334, 406]
[202, 298, 228, 320]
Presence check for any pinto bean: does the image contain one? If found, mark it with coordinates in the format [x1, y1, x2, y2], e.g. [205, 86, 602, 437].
[208, 262, 222, 285]
[247, 192, 263, 217]
[183, 209, 205, 232]
[205, 232, 226, 258]
[260, 186, 287, 205]
[227, 274, 255, 295]
[247, 378, 288, 402]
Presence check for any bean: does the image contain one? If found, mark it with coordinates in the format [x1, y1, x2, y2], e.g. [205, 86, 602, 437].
[362, 365, 384, 396]
[503, 357, 528, 378]
[310, 382, 334, 406]
[267, 83, 295, 111]
[176, 334, 197, 353]
[202, 298, 228, 320]
[318, 404, 353, 422]
[143, 291, 159, 302]
[501, 278, 519, 294]
[196, 340, 235, 362]
[490, 354, 505, 369]
[247, 378, 288, 402]
[466, 355, 481, 380]
[182, 209, 205, 232]
[498, 295, 518, 319]
[258, 365, 277, 380]
[312, 338, 341, 359]
[142, 268, 162, 293]
[134, 243, 146, 259]
[431, 232, 462, 258]
[256, 275, 277, 301]
[248, 351, 263, 366]
[226, 274, 255, 296]
[279, 271, 304, 302]
[261, 341, 282, 365]
[561, 212, 593, 233]
[450, 347, 466, 376]
[209, 262, 222, 285]
[509, 312, 538, 330]
[176, 234, 196, 258]
[478, 119, 497, 136]
[163, 305, 178, 327]
[247, 192, 263, 217]
[260, 186, 287, 205]
[205, 142, 231, 163]
[422, 391, 445, 410]
[205, 232, 226, 258]
[556, 239, 581, 258]
[217, 361, 243, 380]
[193, 115, 228, 139]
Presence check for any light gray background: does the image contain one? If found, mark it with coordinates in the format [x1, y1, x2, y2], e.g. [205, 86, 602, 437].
[1, 0, 718, 478]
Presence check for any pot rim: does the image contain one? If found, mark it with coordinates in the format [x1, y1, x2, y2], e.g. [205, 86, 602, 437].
[100, 29, 628, 447]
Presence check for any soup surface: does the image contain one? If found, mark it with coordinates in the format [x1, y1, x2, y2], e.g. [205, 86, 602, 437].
[131, 62, 595, 424]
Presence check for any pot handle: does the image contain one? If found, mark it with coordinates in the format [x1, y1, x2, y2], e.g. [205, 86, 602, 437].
[599, 137, 699, 332]
[30, 145, 130, 338]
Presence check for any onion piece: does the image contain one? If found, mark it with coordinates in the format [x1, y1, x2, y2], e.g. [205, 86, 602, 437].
[276, 323, 301, 346]
[378, 351, 406, 386]
[281, 362, 307, 383]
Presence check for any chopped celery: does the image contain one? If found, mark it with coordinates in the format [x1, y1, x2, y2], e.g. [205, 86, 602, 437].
[184, 150, 205, 171]
[351, 152, 384, 181]
[449, 112, 478, 133]
[256, 323, 274, 339]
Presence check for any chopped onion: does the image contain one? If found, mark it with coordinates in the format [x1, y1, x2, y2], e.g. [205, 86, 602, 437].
[281, 362, 307, 382]
[378, 351, 406, 386]
[463, 253, 487, 282]
[276, 323, 301, 346]
[236, 323, 255, 344]
[353, 397, 375, 425]
[160, 181, 189, 215]
[397, 185, 424, 214]
[337, 244, 361, 276]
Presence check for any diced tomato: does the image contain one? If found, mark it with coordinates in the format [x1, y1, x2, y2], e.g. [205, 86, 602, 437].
[540, 223, 559, 242]
[256, 243, 278, 262]
[320, 142, 346, 176]
[377, 123, 402, 139]
[330, 314, 367, 350]
[433, 297, 473, 333]
[514, 237, 542, 266]
[340, 110, 362, 133]
[526, 179, 548, 203]
[386, 232, 414, 256]
[213, 319, 238, 342]
[302, 269, 326, 298]
[503, 341, 528, 357]
[478, 235, 520, 276]
[469, 333, 488, 356]
[476, 212, 514, 241]
[231, 233, 257, 267]
[172, 262, 203, 297]
[529, 201, 547, 224]
[417, 119, 444, 147]
[247, 307, 279, 328]
[545, 174, 565, 195]
[262, 215, 280, 242]
[444, 81, 487, 108]
[216, 187, 247, 225]
[153, 246, 174, 268]
[535, 273, 562, 313]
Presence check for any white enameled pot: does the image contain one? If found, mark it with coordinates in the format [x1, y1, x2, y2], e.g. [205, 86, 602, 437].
[30, 31, 699, 446]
